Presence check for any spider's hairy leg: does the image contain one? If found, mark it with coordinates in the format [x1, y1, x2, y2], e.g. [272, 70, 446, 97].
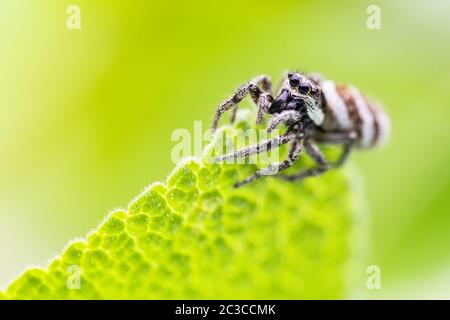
[254, 91, 274, 126]
[211, 75, 273, 131]
[313, 131, 357, 167]
[234, 138, 303, 188]
[313, 131, 356, 145]
[215, 131, 296, 162]
[251, 74, 273, 124]
[277, 140, 330, 181]
[333, 143, 353, 168]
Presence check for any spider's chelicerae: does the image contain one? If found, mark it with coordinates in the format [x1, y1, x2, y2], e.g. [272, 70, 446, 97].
[212, 72, 389, 188]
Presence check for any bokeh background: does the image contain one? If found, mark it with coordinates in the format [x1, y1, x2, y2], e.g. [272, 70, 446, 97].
[1, 0, 449, 298]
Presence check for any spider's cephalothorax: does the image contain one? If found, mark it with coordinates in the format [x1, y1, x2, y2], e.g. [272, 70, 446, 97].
[211, 71, 390, 187]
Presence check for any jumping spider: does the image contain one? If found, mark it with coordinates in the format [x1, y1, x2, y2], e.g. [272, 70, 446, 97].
[211, 72, 389, 188]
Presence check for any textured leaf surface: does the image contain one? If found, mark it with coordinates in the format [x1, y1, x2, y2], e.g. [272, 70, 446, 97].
[1, 112, 367, 299]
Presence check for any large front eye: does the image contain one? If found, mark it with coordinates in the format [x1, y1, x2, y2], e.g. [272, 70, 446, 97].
[298, 83, 311, 94]
[289, 74, 301, 87]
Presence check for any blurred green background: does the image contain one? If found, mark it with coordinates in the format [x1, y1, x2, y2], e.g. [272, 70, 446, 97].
[1, 0, 449, 298]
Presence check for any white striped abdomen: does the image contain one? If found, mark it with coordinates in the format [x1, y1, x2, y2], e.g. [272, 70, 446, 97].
[320, 80, 389, 148]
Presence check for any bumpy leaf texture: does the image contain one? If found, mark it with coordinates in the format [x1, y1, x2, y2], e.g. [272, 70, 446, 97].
[2, 112, 368, 299]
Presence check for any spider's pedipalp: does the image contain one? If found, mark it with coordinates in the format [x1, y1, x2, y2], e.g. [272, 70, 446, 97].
[267, 110, 302, 133]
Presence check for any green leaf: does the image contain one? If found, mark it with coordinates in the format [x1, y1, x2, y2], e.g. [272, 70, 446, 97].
[1, 112, 368, 299]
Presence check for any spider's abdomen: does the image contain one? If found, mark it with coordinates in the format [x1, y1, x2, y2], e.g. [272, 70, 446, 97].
[320, 80, 389, 148]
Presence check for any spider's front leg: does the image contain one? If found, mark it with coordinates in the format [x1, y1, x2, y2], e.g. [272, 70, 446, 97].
[215, 130, 296, 162]
[211, 75, 273, 131]
[234, 137, 303, 188]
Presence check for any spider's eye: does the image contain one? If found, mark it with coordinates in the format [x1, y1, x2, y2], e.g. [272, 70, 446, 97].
[298, 83, 311, 94]
[289, 74, 301, 87]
